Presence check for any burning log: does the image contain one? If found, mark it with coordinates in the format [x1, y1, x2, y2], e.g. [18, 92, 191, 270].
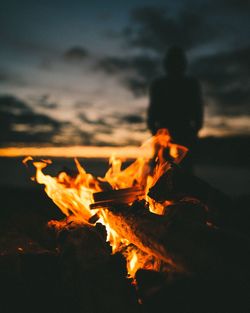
[54, 220, 112, 269]
[103, 200, 184, 271]
[90, 187, 145, 209]
[148, 163, 233, 227]
[103, 200, 250, 280]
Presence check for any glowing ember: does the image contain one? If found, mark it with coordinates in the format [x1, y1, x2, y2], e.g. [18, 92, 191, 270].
[25, 129, 188, 277]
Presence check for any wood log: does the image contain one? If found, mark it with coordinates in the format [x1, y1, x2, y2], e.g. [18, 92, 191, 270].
[93, 187, 144, 202]
[0, 220, 139, 313]
[163, 199, 208, 225]
[103, 200, 250, 281]
[148, 163, 233, 227]
[90, 187, 145, 210]
[53, 221, 139, 313]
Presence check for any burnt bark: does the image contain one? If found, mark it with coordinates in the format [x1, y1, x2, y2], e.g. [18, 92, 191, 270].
[0, 222, 140, 313]
[54, 221, 140, 313]
[148, 163, 233, 227]
[104, 200, 250, 281]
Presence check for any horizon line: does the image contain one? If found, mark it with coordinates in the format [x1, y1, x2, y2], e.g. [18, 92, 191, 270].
[0, 145, 154, 159]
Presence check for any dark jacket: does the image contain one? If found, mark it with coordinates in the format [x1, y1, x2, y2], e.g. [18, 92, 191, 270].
[147, 75, 203, 146]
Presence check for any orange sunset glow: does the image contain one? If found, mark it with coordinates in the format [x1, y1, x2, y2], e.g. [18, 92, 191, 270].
[0, 145, 152, 159]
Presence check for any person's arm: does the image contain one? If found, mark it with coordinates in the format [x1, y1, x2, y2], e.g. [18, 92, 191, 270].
[193, 79, 204, 133]
[147, 82, 158, 134]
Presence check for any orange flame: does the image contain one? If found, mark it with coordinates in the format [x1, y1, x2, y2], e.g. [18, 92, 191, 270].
[25, 129, 187, 277]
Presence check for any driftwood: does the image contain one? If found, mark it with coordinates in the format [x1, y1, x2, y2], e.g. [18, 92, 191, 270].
[148, 163, 233, 227]
[103, 200, 250, 280]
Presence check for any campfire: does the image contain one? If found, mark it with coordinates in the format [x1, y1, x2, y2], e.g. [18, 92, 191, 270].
[24, 129, 188, 276]
[7, 128, 250, 313]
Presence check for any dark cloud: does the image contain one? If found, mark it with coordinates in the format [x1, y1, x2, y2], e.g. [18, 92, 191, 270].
[39, 58, 53, 71]
[63, 46, 90, 62]
[78, 112, 108, 127]
[53, 124, 96, 146]
[219, 0, 250, 11]
[133, 55, 159, 78]
[120, 1, 249, 53]
[95, 54, 159, 97]
[94, 5, 222, 96]
[0, 94, 144, 147]
[95, 57, 128, 74]
[0, 95, 98, 146]
[0, 95, 32, 114]
[110, 112, 147, 135]
[0, 94, 102, 146]
[0, 69, 10, 82]
[0, 26, 60, 58]
[35, 95, 58, 109]
[0, 95, 61, 146]
[96, 55, 158, 76]
[122, 6, 218, 53]
[78, 111, 146, 142]
[74, 101, 93, 109]
[192, 46, 250, 85]
[192, 46, 250, 115]
[0, 68, 26, 86]
[78, 112, 114, 139]
[120, 114, 144, 124]
[96, 4, 250, 117]
[123, 78, 148, 97]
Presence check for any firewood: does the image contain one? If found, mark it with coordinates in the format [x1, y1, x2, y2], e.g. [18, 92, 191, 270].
[0, 222, 139, 313]
[103, 200, 250, 280]
[148, 163, 233, 227]
[54, 221, 139, 313]
[93, 186, 144, 202]
[90, 187, 145, 209]
[163, 199, 208, 225]
[56, 221, 112, 270]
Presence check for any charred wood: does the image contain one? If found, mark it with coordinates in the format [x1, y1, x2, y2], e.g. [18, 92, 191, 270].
[148, 163, 233, 227]
[54, 221, 139, 313]
[104, 200, 250, 281]
[163, 198, 208, 225]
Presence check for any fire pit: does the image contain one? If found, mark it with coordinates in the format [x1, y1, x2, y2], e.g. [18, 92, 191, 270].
[1, 129, 250, 313]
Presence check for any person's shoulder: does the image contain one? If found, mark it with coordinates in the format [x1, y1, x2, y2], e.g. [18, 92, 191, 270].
[150, 76, 167, 88]
[185, 75, 198, 83]
[185, 75, 201, 88]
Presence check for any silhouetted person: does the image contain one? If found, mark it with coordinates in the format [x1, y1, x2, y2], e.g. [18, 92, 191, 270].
[147, 45, 203, 172]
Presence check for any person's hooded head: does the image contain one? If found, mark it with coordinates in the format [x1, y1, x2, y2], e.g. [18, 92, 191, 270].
[163, 45, 187, 76]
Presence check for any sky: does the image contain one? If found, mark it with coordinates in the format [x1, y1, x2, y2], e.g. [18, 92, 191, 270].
[0, 0, 250, 148]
